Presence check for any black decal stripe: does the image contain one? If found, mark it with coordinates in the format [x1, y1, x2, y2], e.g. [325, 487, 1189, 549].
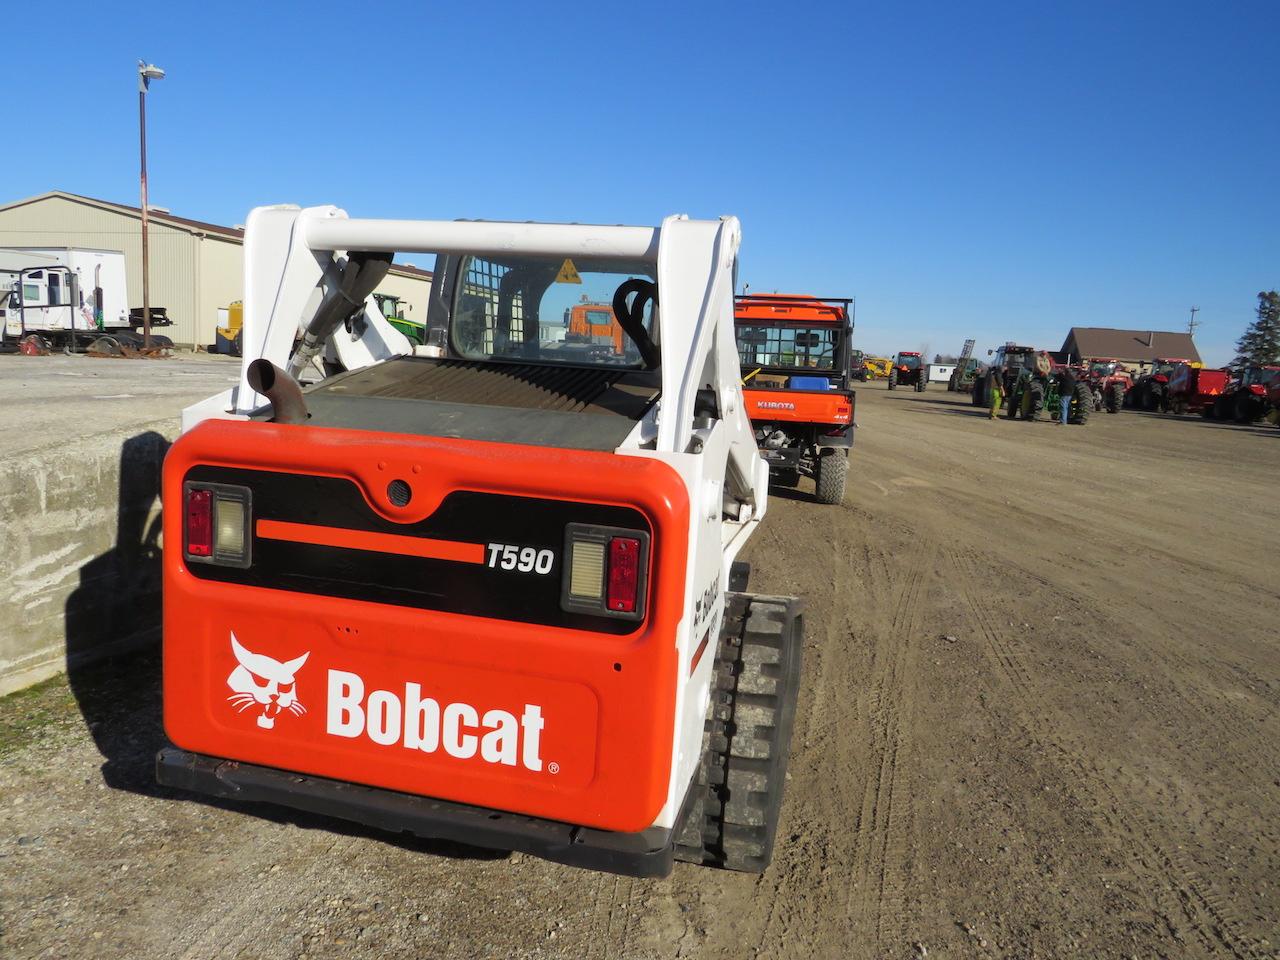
[184, 466, 650, 634]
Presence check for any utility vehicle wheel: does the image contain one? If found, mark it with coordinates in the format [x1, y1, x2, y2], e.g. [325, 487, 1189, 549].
[1106, 383, 1124, 414]
[1070, 381, 1092, 424]
[915, 376, 926, 392]
[674, 594, 803, 873]
[1200, 404, 1214, 419]
[813, 450, 848, 505]
[1213, 395, 1231, 420]
[887, 369, 897, 390]
[1171, 397, 1188, 416]
[1142, 384, 1161, 411]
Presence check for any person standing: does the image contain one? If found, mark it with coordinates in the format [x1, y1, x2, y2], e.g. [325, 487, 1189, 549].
[1057, 367, 1077, 425]
[986, 366, 1004, 420]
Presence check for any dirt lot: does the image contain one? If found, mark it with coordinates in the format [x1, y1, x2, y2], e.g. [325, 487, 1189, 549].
[3, 383, 1278, 960]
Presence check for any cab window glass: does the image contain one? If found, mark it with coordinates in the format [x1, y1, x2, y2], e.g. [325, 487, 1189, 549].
[452, 255, 655, 367]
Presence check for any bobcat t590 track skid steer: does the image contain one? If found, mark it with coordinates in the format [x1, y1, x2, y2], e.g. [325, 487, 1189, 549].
[156, 205, 805, 878]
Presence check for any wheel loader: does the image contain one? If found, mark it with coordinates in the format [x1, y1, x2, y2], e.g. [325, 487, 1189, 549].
[155, 205, 804, 878]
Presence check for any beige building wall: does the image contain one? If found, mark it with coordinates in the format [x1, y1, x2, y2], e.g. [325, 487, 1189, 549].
[1, 194, 433, 348]
[0, 193, 202, 343]
[195, 234, 246, 345]
[374, 271, 433, 324]
[0, 194, 202, 345]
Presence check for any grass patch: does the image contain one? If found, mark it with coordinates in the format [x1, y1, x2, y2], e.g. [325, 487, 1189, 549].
[0, 671, 80, 757]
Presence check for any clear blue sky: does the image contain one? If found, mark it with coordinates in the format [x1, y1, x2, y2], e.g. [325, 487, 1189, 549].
[5, 0, 1277, 365]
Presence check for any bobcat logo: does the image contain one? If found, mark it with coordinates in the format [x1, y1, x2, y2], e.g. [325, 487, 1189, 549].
[225, 633, 310, 730]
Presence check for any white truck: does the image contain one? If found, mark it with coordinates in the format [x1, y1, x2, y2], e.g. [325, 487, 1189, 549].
[0, 247, 173, 354]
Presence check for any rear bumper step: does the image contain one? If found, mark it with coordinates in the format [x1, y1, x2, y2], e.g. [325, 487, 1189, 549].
[156, 746, 676, 878]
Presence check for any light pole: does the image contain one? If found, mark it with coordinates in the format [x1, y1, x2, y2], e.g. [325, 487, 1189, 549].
[138, 60, 165, 349]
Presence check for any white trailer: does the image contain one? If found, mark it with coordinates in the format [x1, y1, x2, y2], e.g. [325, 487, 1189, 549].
[0, 247, 172, 354]
[927, 362, 955, 383]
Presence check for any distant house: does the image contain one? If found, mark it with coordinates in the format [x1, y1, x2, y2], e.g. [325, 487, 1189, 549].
[1059, 327, 1201, 373]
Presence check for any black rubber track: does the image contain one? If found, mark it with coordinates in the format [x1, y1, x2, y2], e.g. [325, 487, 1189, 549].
[674, 594, 804, 873]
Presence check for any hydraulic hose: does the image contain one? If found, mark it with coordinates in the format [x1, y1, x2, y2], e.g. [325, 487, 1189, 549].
[287, 251, 394, 378]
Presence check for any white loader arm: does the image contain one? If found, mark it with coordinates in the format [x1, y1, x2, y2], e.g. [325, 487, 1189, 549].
[656, 215, 763, 509]
[234, 205, 410, 414]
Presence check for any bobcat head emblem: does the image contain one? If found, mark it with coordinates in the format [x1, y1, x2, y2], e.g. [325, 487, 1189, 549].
[225, 632, 310, 730]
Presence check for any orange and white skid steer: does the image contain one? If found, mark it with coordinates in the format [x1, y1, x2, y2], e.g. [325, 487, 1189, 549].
[156, 205, 805, 877]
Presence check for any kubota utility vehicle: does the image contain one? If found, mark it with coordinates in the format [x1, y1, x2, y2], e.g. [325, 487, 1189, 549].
[887, 351, 926, 391]
[735, 294, 855, 504]
[156, 205, 805, 878]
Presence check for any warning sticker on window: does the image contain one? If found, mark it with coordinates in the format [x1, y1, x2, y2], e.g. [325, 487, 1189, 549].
[556, 259, 582, 284]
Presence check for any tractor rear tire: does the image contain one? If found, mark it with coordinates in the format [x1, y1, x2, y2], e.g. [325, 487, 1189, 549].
[888, 369, 897, 390]
[1026, 381, 1045, 421]
[1235, 392, 1262, 424]
[674, 594, 803, 873]
[915, 375, 926, 392]
[1070, 381, 1092, 424]
[813, 449, 848, 505]
[1106, 383, 1124, 414]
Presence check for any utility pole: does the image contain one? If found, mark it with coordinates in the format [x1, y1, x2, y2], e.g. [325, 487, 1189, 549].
[138, 60, 165, 350]
[1188, 305, 1200, 337]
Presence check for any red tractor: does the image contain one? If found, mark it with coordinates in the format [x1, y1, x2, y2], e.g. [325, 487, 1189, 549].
[1126, 357, 1196, 411]
[887, 352, 926, 391]
[1166, 364, 1230, 417]
[1080, 359, 1131, 414]
[1213, 365, 1280, 423]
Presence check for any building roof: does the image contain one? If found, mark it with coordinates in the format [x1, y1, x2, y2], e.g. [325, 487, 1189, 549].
[1061, 327, 1200, 364]
[0, 191, 432, 279]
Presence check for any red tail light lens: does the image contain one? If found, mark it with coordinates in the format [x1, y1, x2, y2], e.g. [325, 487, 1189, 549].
[561, 524, 650, 621]
[607, 537, 641, 613]
[185, 488, 213, 557]
[183, 482, 252, 567]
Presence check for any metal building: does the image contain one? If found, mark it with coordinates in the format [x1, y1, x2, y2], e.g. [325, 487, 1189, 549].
[0, 191, 433, 347]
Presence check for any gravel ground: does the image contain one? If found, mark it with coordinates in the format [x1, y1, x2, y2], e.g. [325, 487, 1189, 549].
[2, 383, 1278, 959]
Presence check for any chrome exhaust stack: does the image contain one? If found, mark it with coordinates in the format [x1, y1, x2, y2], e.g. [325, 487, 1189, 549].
[246, 359, 309, 425]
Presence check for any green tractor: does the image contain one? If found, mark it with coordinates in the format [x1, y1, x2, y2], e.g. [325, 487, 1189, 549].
[374, 293, 426, 346]
[1007, 362, 1092, 424]
[975, 345, 1091, 423]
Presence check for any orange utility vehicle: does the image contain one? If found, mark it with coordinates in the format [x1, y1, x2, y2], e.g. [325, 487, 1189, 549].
[156, 206, 804, 879]
[735, 294, 855, 504]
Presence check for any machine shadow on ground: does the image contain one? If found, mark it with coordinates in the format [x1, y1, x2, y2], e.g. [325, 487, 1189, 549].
[62, 433, 506, 863]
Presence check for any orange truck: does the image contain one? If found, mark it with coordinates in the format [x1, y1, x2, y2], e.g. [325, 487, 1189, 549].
[735, 294, 855, 504]
[565, 301, 625, 358]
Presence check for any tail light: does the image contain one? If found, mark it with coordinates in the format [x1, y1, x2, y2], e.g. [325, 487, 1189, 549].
[562, 524, 650, 621]
[184, 482, 252, 568]
[607, 537, 641, 613]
